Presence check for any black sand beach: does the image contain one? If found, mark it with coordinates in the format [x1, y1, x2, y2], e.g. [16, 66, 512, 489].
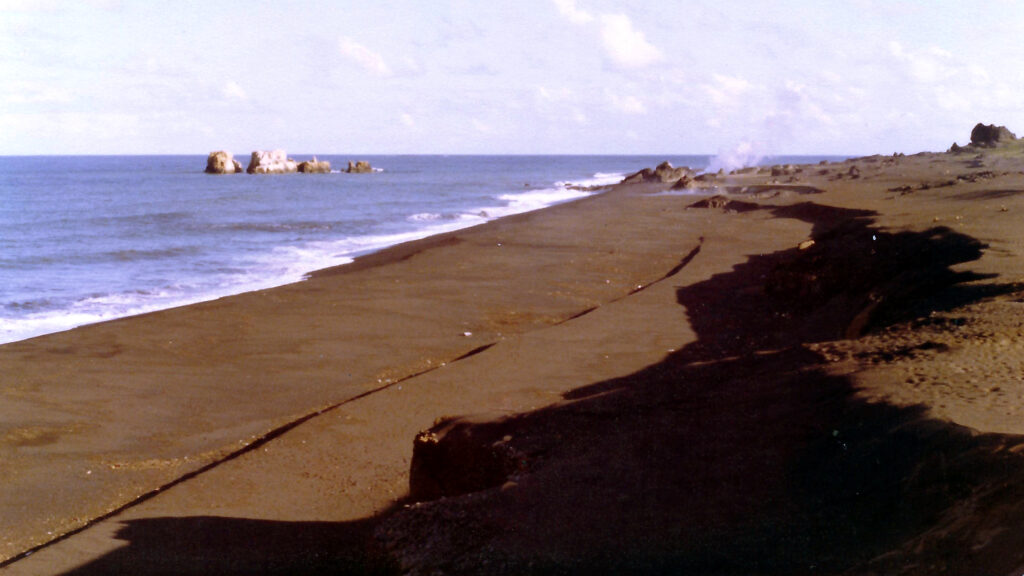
[7, 143, 1024, 574]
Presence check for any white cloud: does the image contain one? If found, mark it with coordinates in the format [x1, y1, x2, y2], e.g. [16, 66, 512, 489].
[607, 92, 646, 114]
[702, 74, 753, 105]
[536, 85, 575, 102]
[400, 112, 415, 126]
[220, 80, 247, 101]
[552, 4, 663, 70]
[338, 37, 392, 77]
[598, 14, 663, 69]
[889, 41, 954, 83]
[553, 0, 593, 24]
[3, 81, 72, 104]
[888, 41, 991, 87]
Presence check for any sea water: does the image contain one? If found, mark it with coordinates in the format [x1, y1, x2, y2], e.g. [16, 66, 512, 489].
[0, 154, 840, 344]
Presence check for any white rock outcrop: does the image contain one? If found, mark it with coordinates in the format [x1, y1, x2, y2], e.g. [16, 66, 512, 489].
[246, 150, 298, 174]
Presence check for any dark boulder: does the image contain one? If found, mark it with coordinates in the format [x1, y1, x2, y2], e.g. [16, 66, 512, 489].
[671, 175, 697, 190]
[621, 167, 655, 184]
[654, 161, 692, 182]
[297, 158, 331, 173]
[970, 123, 1017, 147]
[409, 416, 524, 502]
[346, 160, 373, 173]
[622, 162, 693, 184]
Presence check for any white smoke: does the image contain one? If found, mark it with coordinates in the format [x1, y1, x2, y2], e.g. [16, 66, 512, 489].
[706, 141, 767, 173]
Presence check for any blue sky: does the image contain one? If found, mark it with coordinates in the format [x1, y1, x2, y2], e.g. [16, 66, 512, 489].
[2, 0, 1024, 155]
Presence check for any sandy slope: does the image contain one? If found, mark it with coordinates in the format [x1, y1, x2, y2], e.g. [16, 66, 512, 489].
[5, 144, 1024, 574]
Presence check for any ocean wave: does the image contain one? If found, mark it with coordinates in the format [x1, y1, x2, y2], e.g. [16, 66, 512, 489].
[495, 186, 593, 215]
[86, 211, 194, 227]
[4, 297, 57, 313]
[407, 212, 488, 223]
[204, 221, 338, 233]
[103, 246, 201, 262]
[407, 212, 446, 222]
[556, 171, 626, 188]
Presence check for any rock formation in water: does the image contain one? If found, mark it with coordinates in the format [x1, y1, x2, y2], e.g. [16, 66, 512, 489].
[204, 151, 243, 174]
[247, 150, 299, 174]
[298, 158, 332, 173]
[347, 160, 373, 173]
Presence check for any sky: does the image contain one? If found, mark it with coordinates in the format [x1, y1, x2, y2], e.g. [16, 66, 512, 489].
[3, 0, 1024, 156]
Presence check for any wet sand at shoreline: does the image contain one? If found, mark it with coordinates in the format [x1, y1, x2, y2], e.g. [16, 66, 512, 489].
[7, 145, 1024, 574]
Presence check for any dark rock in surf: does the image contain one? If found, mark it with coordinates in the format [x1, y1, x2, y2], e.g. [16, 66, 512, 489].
[298, 158, 332, 173]
[346, 160, 373, 174]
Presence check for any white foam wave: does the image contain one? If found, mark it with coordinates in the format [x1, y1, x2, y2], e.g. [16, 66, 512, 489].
[555, 171, 626, 188]
[492, 187, 592, 217]
[0, 288, 229, 344]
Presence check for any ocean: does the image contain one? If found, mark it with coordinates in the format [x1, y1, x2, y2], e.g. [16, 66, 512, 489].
[0, 154, 841, 344]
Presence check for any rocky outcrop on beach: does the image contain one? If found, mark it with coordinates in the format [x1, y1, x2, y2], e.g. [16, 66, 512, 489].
[346, 160, 373, 173]
[622, 161, 694, 184]
[204, 151, 243, 174]
[971, 123, 1017, 147]
[951, 123, 1019, 152]
[246, 150, 299, 174]
[297, 158, 331, 173]
[409, 416, 524, 502]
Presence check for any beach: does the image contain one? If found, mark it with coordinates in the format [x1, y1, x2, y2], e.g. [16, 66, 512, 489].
[6, 144, 1024, 574]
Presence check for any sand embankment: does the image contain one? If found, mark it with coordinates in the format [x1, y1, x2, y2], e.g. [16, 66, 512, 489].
[6, 147, 1024, 574]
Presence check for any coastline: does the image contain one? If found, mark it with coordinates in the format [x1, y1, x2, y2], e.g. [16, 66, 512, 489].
[0, 155, 640, 346]
[7, 146, 1024, 573]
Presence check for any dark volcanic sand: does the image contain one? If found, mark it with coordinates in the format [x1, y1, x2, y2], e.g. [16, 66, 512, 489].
[6, 146, 1024, 574]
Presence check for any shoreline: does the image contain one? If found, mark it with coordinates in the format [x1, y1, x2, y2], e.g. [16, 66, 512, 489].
[8, 145, 1024, 572]
[0, 154, 848, 346]
[0, 159, 629, 346]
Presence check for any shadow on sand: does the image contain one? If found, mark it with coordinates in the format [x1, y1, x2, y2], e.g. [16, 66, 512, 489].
[57, 201, 1024, 575]
[60, 516, 392, 575]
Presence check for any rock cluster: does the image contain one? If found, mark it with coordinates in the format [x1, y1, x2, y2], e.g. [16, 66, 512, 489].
[202, 151, 373, 175]
[622, 161, 694, 184]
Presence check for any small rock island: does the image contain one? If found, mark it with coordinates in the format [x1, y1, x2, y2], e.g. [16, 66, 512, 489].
[204, 150, 373, 175]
